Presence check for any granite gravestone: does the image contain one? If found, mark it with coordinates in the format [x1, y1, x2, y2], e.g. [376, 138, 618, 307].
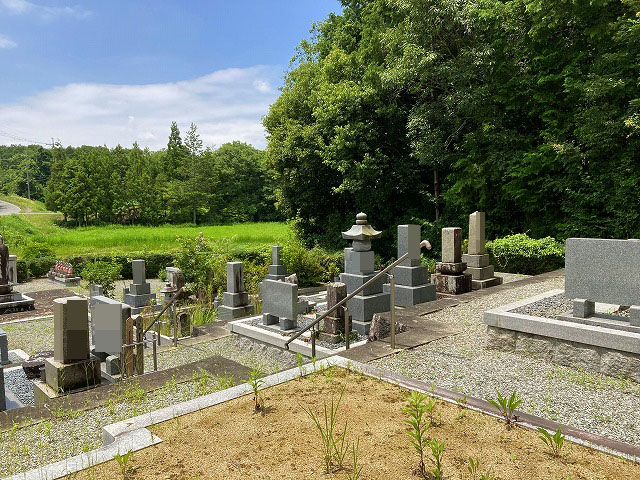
[123, 259, 157, 314]
[339, 213, 390, 335]
[0, 327, 9, 365]
[261, 278, 298, 330]
[462, 212, 502, 289]
[431, 227, 472, 294]
[383, 224, 436, 306]
[90, 296, 131, 359]
[266, 246, 287, 281]
[319, 282, 349, 343]
[218, 262, 255, 320]
[0, 237, 34, 312]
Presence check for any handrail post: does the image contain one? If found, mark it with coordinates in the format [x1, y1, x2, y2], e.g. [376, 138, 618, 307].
[389, 274, 396, 350]
[344, 306, 350, 350]
[152, 332, 158, 371]
[311, 324, 316, 359]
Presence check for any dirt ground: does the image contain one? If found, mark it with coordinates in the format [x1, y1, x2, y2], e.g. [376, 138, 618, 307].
[77, 368, 639, 480]
[0, 288, 74, 322]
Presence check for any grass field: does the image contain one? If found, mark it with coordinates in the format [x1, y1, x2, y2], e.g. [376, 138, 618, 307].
[0, 207, 291, 256]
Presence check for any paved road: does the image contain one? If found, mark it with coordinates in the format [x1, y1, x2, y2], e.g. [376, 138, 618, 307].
[0, 199, 20, 215]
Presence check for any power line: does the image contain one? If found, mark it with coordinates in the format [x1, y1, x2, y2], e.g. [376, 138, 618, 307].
[0, 129, 54, 146]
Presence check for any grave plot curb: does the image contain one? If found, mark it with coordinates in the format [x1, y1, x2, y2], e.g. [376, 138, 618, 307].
[6, 354, 639, 479]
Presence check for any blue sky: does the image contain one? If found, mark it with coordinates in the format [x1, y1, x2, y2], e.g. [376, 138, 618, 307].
[0, 0, 342, 149]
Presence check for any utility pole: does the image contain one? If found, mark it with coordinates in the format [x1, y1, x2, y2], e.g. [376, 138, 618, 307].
[25, 154, 31, 201]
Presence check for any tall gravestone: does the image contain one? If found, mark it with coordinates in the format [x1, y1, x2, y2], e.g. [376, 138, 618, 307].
[319, 282, 349, 343]
[383, 225, 436, 306]
[0, 235, 34, 312]
[339, 213, 390, 335]
[463, 212, 502, 289]
[266, 246, 287, 281]
[123, 259, 157, 314]
[90, 295, 131, 365]
[44, 297, 100, 393]
[431, 227, 472, 294]
[218, 262, 255, 320]
[261, 278, 298, 330]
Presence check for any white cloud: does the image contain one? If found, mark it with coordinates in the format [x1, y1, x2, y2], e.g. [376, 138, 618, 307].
[0, 33, 16, 48]
[0, 66, 281, 150]
[1, 0, 91, 20]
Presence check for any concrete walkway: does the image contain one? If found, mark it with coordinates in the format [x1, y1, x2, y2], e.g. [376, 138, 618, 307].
[0, 199, 20, 215]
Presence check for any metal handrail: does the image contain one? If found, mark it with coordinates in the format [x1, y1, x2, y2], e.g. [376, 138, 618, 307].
[284, 240, 432, 349]
[141, 285, 185, 337]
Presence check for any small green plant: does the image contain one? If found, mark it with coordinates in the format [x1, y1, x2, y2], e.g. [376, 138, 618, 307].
[296, 352, 304, 378]
[347, 438, 363, 480]
[429, 439, 445, 480]
[192, 368, 210, 395]
[81, 261, 121, 297]
[113, 449, 133, 478]
[487, 390, 521, 428]
[403, 391, 431, 477]
[247, 366, 265, 411]
[302, 388, 349, 473]
[468, 457, 495, 480]
[537, 427, 565, 457]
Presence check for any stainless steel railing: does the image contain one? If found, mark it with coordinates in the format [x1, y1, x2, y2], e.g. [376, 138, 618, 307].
[284, 240, 432, 355]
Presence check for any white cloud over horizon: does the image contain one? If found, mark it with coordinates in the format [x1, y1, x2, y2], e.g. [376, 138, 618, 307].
[1, 0, 91, 20]
[0, 33, 16, 48]
[0, 66, 281, 150]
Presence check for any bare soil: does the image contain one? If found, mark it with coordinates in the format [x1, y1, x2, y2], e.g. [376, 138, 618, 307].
[77, 368, 639, 479]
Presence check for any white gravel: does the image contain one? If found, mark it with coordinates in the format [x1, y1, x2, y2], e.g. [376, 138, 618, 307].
[371, 275, 640, 447]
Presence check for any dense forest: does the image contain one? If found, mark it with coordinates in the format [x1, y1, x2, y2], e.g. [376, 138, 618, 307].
[264, 0, 640, 248]
[0, 123, 280, 225]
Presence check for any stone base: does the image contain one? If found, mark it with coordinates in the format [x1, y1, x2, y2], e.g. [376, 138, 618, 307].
[486, 326, 640, 383]
[218, 304, 255, 320]
[48, 275, 81, 286]
[223, 292, 249, 307]
[368, 313, 408, 342]
[383, 283, 436, 307]
[465, 265, 495, 280]
[123, 292, 157, 309]
[280, 318, 297, 330]
[436, 262, 467, 274]
[431, 273, 472, 295]
[265, 274, 286, 281]
[105, 355, 121, 375]
[346, 291, 390, 323]
[0, 292, 35, 313]
[471, 276, 503, 290]
[391, 265, 429, 286]
[462, 253, 489, 268]
[43, 356, 101, 393]
[318, 332, 342, 344]
[339, 272, 385, 296]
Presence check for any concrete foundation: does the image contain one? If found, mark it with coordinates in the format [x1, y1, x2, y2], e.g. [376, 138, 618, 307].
[44, 356, 101, 393]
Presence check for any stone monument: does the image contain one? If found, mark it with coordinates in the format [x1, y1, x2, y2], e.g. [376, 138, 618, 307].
[8, 254, 16, 284]
[266, 246, 287, 281]
[90, 295, 131, 372]
[41, 297, 101, 396]
[431, 227, 472, 294]
[319, 282, 350, 343]
[123, 259, 158, 314]
[384, 224, 436, 306]
[339, 213, 390, 335]
[0, 236, 34, 313]
[261, 278, 298, 330]
[564, 238, 640, 326]
[48, 261, 81, 286]
[463, 212, 502, 289]
[0, 327, 8, 365]
[218, 262, 255, 320]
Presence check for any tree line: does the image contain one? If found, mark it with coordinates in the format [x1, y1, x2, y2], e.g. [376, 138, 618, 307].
[263, 0, 640, 248]
[1, 123, 280, 225]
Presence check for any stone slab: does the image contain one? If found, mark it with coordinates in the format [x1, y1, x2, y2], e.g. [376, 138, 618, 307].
[462, 253, 490, 268]
[218, 304, 254, 320]
[129, 282, 151, 295]
[0, 328, 8, 365]
[44, 356, 101, 393]
[466, 265, 495, 280]
[91, 299, 129, 356]
[436, 262, 467, 274]
[631, 306, 640, 327]
[565, 238, 640, 306]
[53, 297, 90, 363]
[383, 283, 436, 307]
[573, 299, 595, 318]
[471, 277, 503, 290]
[223, 291, 249, 308]
[339, 272, 385, 296]
[398, 224, 421, 267]
[468, 211, 486, 255]
[268, 264, 287, 276]
[132, 259, 146, 285]
[261, 278, 298, 321]
[392, 264, 429, 286]
[346, 291, 390, 325]
[431, 272, 472, 295]
[0, 365, 5, 411]
[442, 227, 462, 263]
[0, 292, 35, 312]
[123, 292, 157, 308]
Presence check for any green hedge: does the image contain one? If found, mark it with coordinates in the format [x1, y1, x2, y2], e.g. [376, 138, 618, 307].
[487, 234, 565, 275]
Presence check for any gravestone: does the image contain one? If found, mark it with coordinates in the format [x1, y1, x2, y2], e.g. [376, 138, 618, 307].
[90, 296, 131, 360]
[339, 213, 390, 335]
[0, 236, 34, 313]
[261, 278, 298, 330]
[383, 225, 436, 306]
[266, 246, 288, 281]
[123, 259, 158, 314]
[431, 227, 472, 294]
[462, 212, 502, 289]
[565, 238, 640, 326]
[319, 282, 349, 343]
[218, 262, 255, 320]
[0, 365, 5, 411]
[0, 327, 8, 365]
[44, 297, 100, 393]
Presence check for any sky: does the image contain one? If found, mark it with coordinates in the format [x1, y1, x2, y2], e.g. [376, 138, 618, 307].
[0, 0, 342, 149]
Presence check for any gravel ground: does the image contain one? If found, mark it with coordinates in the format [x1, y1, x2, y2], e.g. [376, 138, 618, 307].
[495, 271, 530, 284]
[513, 292, 631, 318]
[371, 275, 640, 447]
[4, 367, 33, 405]
[3, 317, 53, 355]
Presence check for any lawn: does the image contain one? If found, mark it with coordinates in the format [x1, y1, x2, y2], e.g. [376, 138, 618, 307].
[0, 212, 291, 257]
[74, 367, 639, 480]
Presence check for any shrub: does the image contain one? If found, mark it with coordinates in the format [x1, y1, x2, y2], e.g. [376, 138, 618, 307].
[16, 259, 28, 283]
[486, 234, 564, 275]
[26, 256, 56, 278]
[21, 241, 55, 260]
[81, 261, 122, 296]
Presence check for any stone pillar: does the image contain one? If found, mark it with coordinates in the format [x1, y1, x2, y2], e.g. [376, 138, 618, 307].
[0, 365, 5, 411]
[462, 212, 502, 290]
[0, 327, 8, 365]
[383, 225, 436, 306]
[319, 282, 349, 343]
[123, 259, 157, 315]
[218, 262, 255, 320]
[8, 255, 17, 284]
[266, 246, 288, 281]
[432, 227, 472, 294]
